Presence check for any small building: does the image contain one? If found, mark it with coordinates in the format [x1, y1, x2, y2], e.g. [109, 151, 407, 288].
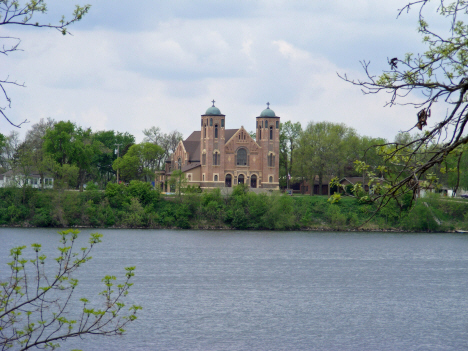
[299, 176, 385, 196]
[299, 176, 332, 195]
[159, 101, 281, 191]
[0, 170, 54, 189]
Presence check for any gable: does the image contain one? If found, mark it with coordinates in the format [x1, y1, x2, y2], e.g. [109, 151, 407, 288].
[225, 127, 260, 154]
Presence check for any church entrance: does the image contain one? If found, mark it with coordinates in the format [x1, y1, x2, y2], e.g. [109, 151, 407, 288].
[238, 174, 245, 184]
[250, 174, 257, 188]
[225, 174, 232, 187]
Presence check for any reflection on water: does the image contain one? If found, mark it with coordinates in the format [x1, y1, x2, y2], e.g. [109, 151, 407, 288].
[1, 228, 468, 350]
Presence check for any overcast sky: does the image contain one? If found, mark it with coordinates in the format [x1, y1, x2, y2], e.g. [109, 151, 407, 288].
[1, 0, 447, 142]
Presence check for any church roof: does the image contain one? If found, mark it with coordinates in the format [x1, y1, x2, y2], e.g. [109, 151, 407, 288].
[183, 131, 201, 162]
[225, 129, 238, 141]
[182, 129, 238, 162]
[260, 107, 276, 117]
[204, 100, 224, 115]
[205, 106, 222, 115]
[185, 131, 200, 142]
[167, 162, 201, 176]
[181, 162, 201, 172]
[258, 103, 279, 118]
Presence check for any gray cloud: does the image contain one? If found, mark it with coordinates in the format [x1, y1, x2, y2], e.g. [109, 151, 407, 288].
[1, 0, 445, 143]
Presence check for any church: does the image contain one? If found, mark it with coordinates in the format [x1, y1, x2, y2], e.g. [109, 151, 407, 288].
[160, 101, 280, 191]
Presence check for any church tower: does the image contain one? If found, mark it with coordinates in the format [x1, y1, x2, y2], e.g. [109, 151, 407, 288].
[256, 103, 280, 188]
[200, 100, 226, 186]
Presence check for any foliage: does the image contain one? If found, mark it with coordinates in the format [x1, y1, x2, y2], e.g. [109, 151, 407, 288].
[279, 121, 302, 188]
[341, 0, 468, 211]
[142, 127, 183, 169]
[93, 130, 135, 186]
[293, 122, 358, 194]
[0, 184, 466, 231]
[169, 170, 187, 198]
[0, 229, 141, 350]
[112, 143, 164, 183]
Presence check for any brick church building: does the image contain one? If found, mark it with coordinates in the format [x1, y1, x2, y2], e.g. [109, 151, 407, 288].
[161, 101, 280, 191]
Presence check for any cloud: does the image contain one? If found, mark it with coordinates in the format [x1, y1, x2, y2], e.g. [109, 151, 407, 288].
[1, 0, 444, 145]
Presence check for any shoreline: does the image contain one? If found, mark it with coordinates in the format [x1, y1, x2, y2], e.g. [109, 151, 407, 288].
[1, 223, 461, 233]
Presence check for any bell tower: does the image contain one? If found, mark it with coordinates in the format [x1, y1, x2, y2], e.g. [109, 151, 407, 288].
[256, 102, 280, 189]
[200, 100, 226, 186]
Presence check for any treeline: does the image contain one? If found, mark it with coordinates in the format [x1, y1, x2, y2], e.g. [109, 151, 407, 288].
[0, 120, 182, 190]
[1, 117, 467, 194]
[279, 121, 468, 192]
[1, 184, 467, 231]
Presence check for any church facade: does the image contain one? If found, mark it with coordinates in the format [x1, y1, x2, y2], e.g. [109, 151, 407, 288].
[161, 102, 280, 191]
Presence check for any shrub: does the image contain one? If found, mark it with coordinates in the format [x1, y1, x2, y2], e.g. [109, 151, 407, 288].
[326, 205, 347, 229]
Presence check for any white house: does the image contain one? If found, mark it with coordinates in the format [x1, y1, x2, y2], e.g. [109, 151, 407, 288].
[0, 170, 54, 189]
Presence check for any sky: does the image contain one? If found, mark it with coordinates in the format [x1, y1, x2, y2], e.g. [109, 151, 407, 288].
[0, 0, 448, 142]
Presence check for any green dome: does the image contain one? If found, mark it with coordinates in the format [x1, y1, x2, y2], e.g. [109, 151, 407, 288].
[260, 107, 276, 117]
[205, 106, 221, 115]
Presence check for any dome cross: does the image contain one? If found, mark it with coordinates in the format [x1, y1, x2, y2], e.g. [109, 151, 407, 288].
[212, 99, 216, 107]
[266, 102, 270, 109]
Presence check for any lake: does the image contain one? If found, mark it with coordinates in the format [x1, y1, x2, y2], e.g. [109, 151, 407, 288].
[1, 228, 467, 350]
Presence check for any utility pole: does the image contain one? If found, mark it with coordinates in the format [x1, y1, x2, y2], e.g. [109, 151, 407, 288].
[114, 143, 122, 183]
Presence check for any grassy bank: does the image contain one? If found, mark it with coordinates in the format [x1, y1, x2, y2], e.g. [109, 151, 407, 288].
[1, 182, 467, 231]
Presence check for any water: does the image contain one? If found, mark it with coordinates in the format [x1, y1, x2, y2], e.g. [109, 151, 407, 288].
[1, 228, 467, 350]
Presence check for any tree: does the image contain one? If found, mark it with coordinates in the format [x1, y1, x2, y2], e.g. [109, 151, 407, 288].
[341, 0, 468, 208]
[142, 128, 183, 170]
[169, 169, 187, 198]
[279, 121, 302, 188]
[0, 133, 5, 150]
[293, 122, 356, 195]
[0, 131, 20, 170]
[0, 229, 141, 350]
[42, 121, 106, 191]
[113, 143, 164, 182]
[0, 132, 7, 173]
[1, 1, 90, 128]
[22, 118, 56, 188]
[71, 127, 105, 192]
[42, 121, 76, 167]
[93, 130, 135, 185]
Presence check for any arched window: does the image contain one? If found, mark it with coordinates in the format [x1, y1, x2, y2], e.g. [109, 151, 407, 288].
[213, 152, 220, 165]
[259, 129, 261, 140]
[276, 121, 279, 129]
[268, 154, 275, 167]
[210, 118, 213, 126]
[221, 119, 224, 127]
[236, 148, 247, 166]
[265, 120, 268, 128]
[204, 126, 206, 138]
[178, 158, 181, 170]
[203, 174, 205, 181]
[215, 124, 218, 138]
[202, 153, 206, 165]
[214, 175, 218, 182]
[238, 174, 245, 184]
[270, 126, 273, 140]
[269, 176, 273, 183]
[225, 174, 232, 187]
